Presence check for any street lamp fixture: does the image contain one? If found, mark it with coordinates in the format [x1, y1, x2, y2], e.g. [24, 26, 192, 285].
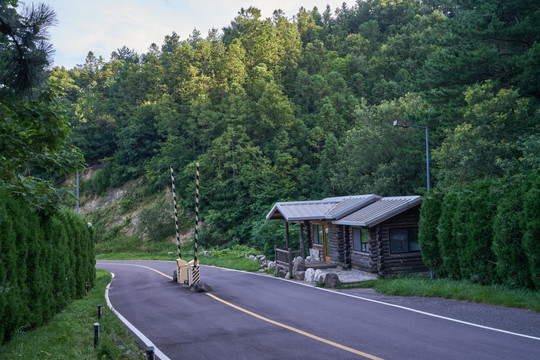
[393, 120, 430, 191]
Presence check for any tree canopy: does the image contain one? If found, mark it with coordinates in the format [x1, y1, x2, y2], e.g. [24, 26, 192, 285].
[1, 0, 84, 212]
[56, 0, 538, 246]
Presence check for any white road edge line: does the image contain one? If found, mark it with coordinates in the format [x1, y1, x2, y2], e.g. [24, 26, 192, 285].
[209, 265, 540, 341]
[316, 286, 540, 341]
[105, 272, 172, 360]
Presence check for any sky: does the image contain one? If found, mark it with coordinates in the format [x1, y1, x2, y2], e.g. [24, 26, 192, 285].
[41, 0, 350, 69]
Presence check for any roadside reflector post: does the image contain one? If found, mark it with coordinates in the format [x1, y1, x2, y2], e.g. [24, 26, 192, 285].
[93, 323, 100, 348]
[97, 304, 102, 319]
[146, 346, 155, 360]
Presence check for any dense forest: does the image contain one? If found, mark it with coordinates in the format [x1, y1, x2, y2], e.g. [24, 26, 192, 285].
[2, 1, 539, 254]
[58, 0, 539, 248]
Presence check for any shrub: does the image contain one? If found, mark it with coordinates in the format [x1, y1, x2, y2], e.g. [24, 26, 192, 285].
[249, 219, 288, 259]
[492, 184, 532, 288]
[522, 173, 540, 289]
[430, 175, 538, 289]
[137, 196, 182, 242]
[418, 191, 445, 276]
[0, 187, 95, 344]
[0, 189, 20, 343]
[459, 180, 497, 285]
[438, 190, 461, 278]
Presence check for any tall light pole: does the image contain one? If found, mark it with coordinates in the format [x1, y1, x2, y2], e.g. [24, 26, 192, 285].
[76, 165, 104, 213]
[393, 120, 430, 192]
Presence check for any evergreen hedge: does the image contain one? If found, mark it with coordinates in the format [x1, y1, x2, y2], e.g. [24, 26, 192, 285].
[418, 191, 445, 276]
[0, 187, 95, 344]
[492, 183, 533, 288]
[419, 175, 539, 289]
[458, 180, 498, 285]
[437, 190, 461, 279]
[522, 174, 540, 289]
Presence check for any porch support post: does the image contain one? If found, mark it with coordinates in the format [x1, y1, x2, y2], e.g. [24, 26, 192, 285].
[288, 247, 293, 277]
[299, 223, 305, 259]
[305, 221, 312, 249]
[344, 226, 351, 269]
[285, 221, 290, 249]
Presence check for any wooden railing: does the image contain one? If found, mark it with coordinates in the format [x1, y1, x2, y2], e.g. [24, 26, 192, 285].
[274, 246, 302, 276]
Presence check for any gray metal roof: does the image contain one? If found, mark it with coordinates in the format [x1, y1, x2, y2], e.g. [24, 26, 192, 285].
[266, 194, 380, 221]
[334, 196, 422, 227]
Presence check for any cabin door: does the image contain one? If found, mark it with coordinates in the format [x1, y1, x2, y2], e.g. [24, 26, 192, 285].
[322, 225, 330, 262]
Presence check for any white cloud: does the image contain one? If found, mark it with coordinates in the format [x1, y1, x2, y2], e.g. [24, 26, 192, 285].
[45, 0, 348, 68]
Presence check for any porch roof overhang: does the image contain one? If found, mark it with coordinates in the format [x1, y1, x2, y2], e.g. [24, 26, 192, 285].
[265, 194, 380, 222]
[334, 196, 422, 228]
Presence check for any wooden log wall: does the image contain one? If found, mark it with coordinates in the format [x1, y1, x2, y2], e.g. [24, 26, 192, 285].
[347, 205, 428, 275]
[349, 226, 378, 273]
[377, 206, 427, 275]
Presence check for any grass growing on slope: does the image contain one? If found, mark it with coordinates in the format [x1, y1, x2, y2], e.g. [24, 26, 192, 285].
[0, 270, 144, 359]
[346, 275, 540, 311]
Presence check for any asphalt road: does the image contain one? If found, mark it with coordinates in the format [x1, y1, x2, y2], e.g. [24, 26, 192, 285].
[97, 260, 540, 360]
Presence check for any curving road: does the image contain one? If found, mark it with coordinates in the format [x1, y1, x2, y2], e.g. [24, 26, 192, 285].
[97, 260, 540, 360]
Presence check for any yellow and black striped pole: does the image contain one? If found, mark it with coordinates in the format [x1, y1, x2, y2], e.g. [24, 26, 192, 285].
[170, 166, 182, 259]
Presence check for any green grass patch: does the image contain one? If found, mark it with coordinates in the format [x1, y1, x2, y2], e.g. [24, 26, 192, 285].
[0, 270, 144, 359]
[198, 255, 260, 271]
[97, 242, 261, 272]
[344, 275, 540, 311]
[96, 252, 178, 261]
[193, 245, 261, 271]
[95, 237, 183, 260]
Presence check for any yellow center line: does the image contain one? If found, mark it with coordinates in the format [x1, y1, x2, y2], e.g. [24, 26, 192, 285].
[205, 292, 383, 360]
[98, 262, 384, 360]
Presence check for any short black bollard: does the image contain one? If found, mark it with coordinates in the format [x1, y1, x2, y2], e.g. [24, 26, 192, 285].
[97, 304, 102, 319]
[146, 346, 155, 360]
[94, 323, 100, 348]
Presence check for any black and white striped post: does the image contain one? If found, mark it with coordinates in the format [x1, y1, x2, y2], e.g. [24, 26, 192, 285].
[194, 162, 199, 267]
[187, 162, 202, 285]
[170, 166, 182, 259]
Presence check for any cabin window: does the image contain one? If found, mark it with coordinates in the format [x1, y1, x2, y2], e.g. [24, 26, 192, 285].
[389, 227, 420, 254]
[352, 228, 369, 253]
[312, 225, 321, 244]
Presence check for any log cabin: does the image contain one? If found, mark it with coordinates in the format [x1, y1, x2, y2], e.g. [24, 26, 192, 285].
[266, 195, 428, 275]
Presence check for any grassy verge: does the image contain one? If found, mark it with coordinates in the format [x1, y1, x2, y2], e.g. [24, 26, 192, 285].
[0, 270, 144, 360]
[96, 243, 261, 272]
[197, 247, 261, 271]
[343, 275, 540, 312]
